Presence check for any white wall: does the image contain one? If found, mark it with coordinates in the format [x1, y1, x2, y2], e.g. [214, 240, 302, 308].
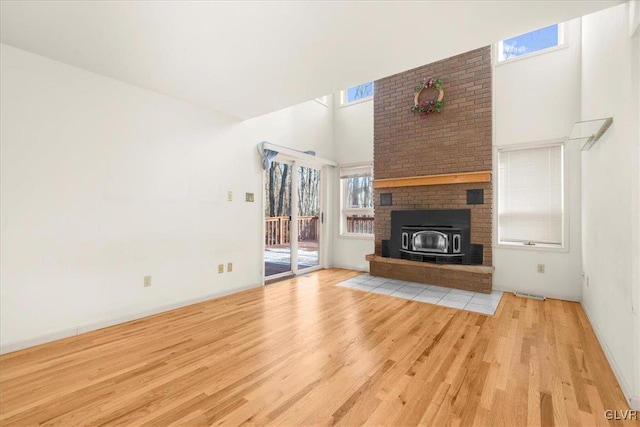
[493, 19, 584, 301]
[580, 3, 640, 409]
[0, 44, 333, 351]
[330, 98, 375, 271]
[633, 1, 640, 408]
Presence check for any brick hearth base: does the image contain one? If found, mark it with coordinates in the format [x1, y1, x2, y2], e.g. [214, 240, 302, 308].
[366, 255, 493, 294]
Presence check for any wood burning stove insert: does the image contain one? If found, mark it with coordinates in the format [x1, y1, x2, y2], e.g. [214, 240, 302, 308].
[391, 209, 477, 265]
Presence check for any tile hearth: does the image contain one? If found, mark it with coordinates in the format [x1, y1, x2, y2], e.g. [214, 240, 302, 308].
[337, 273, 502, 315]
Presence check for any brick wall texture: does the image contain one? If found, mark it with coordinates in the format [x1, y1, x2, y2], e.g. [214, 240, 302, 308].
[370, 262, 492, 294]
[372, 46, 493, 290]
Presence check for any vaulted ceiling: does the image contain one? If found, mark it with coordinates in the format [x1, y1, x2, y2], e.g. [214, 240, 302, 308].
[0, 1, 620, 120]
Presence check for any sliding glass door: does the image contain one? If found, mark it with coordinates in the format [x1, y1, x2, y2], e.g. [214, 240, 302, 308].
[264, 160, 293, 278]
[264, 161, 322, 280]
[296, 165, 320, 272]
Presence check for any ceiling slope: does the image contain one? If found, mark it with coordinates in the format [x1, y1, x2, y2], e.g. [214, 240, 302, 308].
[0, 1, 620, 119]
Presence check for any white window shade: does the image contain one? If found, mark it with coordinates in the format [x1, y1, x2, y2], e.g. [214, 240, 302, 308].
[498, 144, 563, 245]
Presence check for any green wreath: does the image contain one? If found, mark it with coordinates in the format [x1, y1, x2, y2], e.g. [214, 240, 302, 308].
[410, 78, 444, 116]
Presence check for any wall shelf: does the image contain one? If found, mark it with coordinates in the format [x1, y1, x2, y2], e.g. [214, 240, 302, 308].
[568, 117, 613, 151]
[372, 171, 491, 189]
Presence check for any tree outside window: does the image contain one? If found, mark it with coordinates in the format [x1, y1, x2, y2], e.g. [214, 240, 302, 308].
[340, 165, 374, 235]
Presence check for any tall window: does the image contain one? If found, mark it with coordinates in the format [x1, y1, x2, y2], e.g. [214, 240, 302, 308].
[340, 164, 374, 236]
[341, 82, 374, 105]
[497, 23, 564, 62]
[497, 143, 564, 247]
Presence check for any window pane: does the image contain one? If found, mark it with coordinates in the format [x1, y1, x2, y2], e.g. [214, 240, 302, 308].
[498, 145, 563, 245]
[346, 214, 375, 234]
[340, 164, 374, 235]
[346, 82, 373, 103]
[344, 176, 373, 209]
[501, 24, 559, 60]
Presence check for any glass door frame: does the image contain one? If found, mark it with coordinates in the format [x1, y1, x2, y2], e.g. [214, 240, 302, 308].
[262, 158, 327, 282]
[294, 163, 323, 275]
[263, 159, 294, 281]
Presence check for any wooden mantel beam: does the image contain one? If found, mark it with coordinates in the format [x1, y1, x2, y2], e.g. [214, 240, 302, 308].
[373, 171, 491, 189]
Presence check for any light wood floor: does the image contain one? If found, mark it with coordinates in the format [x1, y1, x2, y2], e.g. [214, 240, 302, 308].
[0, 269, 634, 426]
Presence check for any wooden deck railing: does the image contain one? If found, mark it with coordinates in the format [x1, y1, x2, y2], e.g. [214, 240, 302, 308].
[298, 216, 318, 241]
[265, 216, 318, 246]
[346, 216, 374, 234]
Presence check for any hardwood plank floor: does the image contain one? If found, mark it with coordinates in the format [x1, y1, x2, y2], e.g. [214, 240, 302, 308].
[0, 269, 635, 426]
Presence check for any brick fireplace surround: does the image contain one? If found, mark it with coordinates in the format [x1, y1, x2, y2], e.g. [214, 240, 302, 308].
[369, 46, 493, 293]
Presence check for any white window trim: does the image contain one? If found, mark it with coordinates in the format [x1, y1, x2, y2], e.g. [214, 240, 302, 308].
[495, 22, 567, 66]
[339, 162, 374, 238]
[339, 93, 373, 108]
[337, 233, 374, 241]
[493, 139, 570, 253]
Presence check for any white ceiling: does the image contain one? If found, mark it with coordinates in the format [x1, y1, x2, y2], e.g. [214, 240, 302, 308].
[0, 1, 620, 120]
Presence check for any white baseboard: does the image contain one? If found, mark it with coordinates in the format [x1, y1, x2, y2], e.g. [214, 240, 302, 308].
[0, 327, 81, 355]
[0, 284, 260, 355]
[491, 286, 581, 302]
[581, 301, 640, 410]
[331, 263, 369, 272]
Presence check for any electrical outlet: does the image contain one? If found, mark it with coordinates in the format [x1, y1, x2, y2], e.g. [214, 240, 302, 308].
[537, 264, 545, 273]
[227, 262, 233, 272]
[227, 191, 233, 201]
[245, 193, 254, 202]
[218, 264, 224, 274]
[144, 276, 152, 287]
